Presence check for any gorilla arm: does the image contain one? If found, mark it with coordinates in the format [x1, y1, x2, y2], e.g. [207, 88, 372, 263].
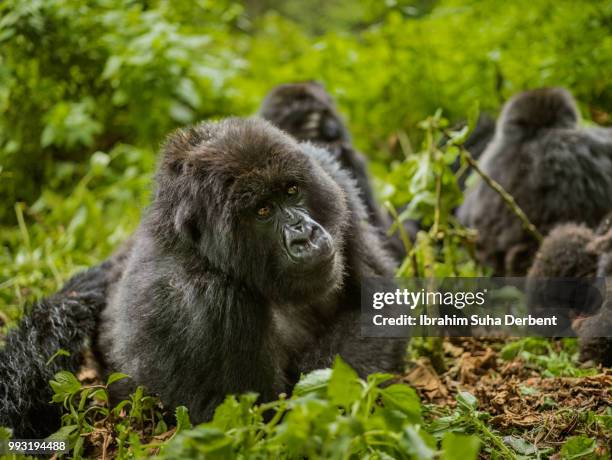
[99, 228, 287, 423]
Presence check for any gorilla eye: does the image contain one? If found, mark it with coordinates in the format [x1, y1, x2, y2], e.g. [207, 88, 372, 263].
[257, 205, 272, 218]
[287, 184, 299, 195]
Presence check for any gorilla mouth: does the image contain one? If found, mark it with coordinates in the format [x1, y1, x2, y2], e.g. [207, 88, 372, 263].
[286, 243, 336, 269]
[284, 225, 335, 270]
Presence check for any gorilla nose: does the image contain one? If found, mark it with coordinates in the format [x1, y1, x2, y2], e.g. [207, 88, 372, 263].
[284, 221, 333, 265]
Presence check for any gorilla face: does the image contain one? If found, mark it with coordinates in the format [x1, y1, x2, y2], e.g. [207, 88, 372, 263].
[155, 117, 348, 303]
[253, 184, 334, 269]
[242, 176, 343, 302]
[259, 81, 348, 148]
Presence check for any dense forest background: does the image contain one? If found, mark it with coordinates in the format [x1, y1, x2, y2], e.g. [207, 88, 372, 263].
[0, 1, 611, 458]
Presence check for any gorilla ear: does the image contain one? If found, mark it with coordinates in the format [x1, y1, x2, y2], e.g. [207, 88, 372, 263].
[174, 200, 201, 242]
[161, 125, 209, 175]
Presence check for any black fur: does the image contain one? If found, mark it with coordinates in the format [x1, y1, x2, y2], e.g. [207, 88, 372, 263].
[527, 221, 612, 366]
[458, 87, 612, 275]
[99, 117, 406, 423]
[528, 224, 597, 279]
[259, 81, 416, 259]
[0, 248, 128, 437]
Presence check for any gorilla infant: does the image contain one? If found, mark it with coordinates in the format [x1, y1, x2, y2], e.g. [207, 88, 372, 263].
[99, 117, 406, 422]
[458, 87, 612, 275]
[528, 221, 612, 366]
[259, 81, 416, 259]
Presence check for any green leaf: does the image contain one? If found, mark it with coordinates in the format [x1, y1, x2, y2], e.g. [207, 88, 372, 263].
[90, 151, 111, 176]
[46, 348, 70, 365]
[399, 426, 436, 459]
[456, 391, 478, 412]
[50, 371, 82, 401]
[500, 338, 549, 360]
[46, 424, 78, 442]
[328, 356, 362, 409]
[0, 426, 12, 440]
[164, 427, 233, 458]
[595, 414, 612, 430]
[441, 433, 481, 460]
[155, 419, 168, 436]
[176, 78, 202, 109]
[90, 388, 108, 402]
[519, 385, 539, 396]
[366, 372, 395, 387]
[380, 384, 421, 423]
[106, 372, 130, 386]
[175, 406, 192, 433]
[503, 436, 536, 455]
[447, 125, 469, 146]
[210, 393, 258, 431]
[169, 101, 194, 123]
[560, 436, 597, 459]
[293, 368, 332, 396]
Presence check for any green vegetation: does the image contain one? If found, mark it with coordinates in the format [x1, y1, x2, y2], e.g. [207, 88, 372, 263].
[1, 0, 611, 458]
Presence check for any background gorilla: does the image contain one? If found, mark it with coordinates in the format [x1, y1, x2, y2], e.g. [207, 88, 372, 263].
[458, 87, 612, 275]
[528, 224, 598, 279]
[259, 81, 417, 259]
[99, 117, 406, 423]
[528, 220, 612, 366]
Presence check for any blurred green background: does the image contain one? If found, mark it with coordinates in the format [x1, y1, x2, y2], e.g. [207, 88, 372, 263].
[1, 0, 611, 320]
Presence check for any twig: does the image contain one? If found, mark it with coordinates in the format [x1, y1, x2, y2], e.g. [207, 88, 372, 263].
[385, 202, 418, 276]
[459, 146, 543, 243]
[432, 171, 442, 238]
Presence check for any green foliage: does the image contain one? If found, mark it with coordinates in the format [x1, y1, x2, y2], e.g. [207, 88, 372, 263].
[40, 358, 483, 459]
[0, 0, 241, 222]
[500, 338, 598, 378]
[428, 391, 517, 459]
[559, 435, 598, 460]
[235, 0, 612, 159]
[0, 143, 153, 325]
[159, 357, 476, 460]
[48, 370, 171, 459]
[382, 109, 485, 279]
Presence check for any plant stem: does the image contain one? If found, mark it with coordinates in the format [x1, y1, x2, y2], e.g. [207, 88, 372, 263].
[459, 147, 543, 243]
[385, 202, 418, 276]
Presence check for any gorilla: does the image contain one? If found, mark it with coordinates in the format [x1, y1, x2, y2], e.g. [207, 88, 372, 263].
[528, 224, 598, 279]
[528, 220, 612, 366]
[98, 117, 406, 423]
[259, 81, 417, 260]
[0, 246, 129, 437]
[458, 87, 612, 275]
[0, 112, 405, 438]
